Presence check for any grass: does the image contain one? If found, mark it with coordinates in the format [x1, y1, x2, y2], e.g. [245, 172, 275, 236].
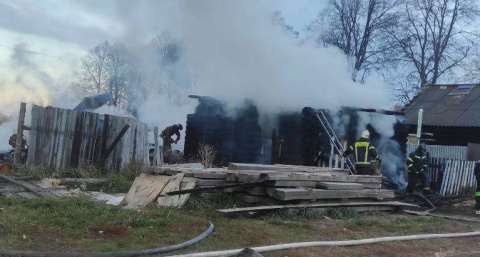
[1, 187, 480, 255]
[1, 195, 479, 255]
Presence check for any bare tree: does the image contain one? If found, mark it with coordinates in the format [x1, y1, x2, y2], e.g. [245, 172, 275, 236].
[77, 41, 141, 108]
[309, 0, 401, 82]
[390, 0, 479, 88]
[78, 41, 110, 94]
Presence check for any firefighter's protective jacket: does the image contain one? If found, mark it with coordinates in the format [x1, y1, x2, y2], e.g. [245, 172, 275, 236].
[344, 138, 377, 166]
[161, 125, 181, 140]
[407, 149, 428, 173]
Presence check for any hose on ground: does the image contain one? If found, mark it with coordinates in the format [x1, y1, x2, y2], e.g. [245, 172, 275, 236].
[0, 221, 214, 257]
[166, 231, 480, 257]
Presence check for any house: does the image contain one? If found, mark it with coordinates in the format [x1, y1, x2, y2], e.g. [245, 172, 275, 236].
[402, 84, 480, 146]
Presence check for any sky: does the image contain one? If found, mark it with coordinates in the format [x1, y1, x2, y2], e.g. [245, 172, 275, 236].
[0, 0, 397, 154]
[0, 0, 325, 69]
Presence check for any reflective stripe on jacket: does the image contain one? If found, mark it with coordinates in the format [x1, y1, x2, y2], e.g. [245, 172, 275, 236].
[345, 138, 377, 166]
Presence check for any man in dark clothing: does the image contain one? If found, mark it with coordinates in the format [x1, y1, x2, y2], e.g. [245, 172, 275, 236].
[160, 124, 183, 155]
[474, 161, 480, 215]
[406, 143, 431, 195]
[343, 130, 378, 175]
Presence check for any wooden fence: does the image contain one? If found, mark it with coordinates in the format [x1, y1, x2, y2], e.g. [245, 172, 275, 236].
[438, 160, 477, 196]
[26, 105, 149, 172]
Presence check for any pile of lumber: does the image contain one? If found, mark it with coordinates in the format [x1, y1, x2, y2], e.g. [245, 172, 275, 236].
[152, 163, 408, 212]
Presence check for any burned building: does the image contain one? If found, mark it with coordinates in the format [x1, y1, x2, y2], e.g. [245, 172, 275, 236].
[183, 96, 409, 177]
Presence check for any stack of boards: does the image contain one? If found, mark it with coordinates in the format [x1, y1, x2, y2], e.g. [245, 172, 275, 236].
[139, 163, 415, 213]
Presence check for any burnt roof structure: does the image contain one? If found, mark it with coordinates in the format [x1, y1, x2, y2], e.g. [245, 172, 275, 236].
[403, 84, 480, 127]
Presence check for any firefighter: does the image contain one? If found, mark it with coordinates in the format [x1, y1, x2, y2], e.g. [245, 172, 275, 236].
[160, 124, 183, 155]
[406, 143, 431, 195]
[474, 161, 480, 215]
[343, 130, 378, 175]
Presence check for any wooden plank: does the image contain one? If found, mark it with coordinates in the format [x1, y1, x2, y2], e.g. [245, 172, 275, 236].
[268, 188, 394, 201]
[359, 182, 382, 189]
[34, 106, 45, 166]
[124, 175, 152, 204]
[0, 174, 41, 196]
[266, 180, 318, 188]
[124, 174, 171, 207]
[167, 181, 265, 195]
[157, 173, 185, 207]
[228, 163, 288, 171]
[153, 126, 160, 167]
[217, 201, 418, 213]
[139, 176, 171, 205]
[14, 102, 26, 166]
[317, 182, 365, 190]
[26, 105, 38, 166]
[177, 177, 197, 207]
[196, 179, 230, 187]
[262, 173, 382, 183]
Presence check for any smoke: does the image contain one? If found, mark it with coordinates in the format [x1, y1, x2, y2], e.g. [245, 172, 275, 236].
[172, 1, 391, 113]
[1, 1, 398, 158]
[138, 93, 195, 151]
[357, 112, 407, 187]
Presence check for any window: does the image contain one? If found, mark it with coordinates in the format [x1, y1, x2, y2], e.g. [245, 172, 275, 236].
[448, 84, 475, 97]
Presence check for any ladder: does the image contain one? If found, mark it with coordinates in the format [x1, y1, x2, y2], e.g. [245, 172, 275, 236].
[314, 110, 357, 175]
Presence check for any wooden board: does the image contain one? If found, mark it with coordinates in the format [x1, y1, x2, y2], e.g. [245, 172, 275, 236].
[196, 179, 230, 187]
[217, 201, 417, 213]
[177, 177, 197, 207]
[228, 163, 286, 171]
[267, 188, 394, 201]
[317, 182, 365, 190]
[157, 173, 185, 207]
[124, 174, 171, 207]
[265, 180, 318, 187]
[261, 173, 382, 183]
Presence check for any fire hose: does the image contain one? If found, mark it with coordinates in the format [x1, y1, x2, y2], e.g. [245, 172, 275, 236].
[0, 221, 214, 257]
[165, 231, 480, 257]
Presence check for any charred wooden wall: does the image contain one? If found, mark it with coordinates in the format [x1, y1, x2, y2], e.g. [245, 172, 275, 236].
[26, 105, 149, 172]
[184, 98, 264, 165]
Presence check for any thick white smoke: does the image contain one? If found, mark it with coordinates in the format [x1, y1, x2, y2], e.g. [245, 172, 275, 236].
[1, 0, 397, 159]
[173, 1, 391, 112]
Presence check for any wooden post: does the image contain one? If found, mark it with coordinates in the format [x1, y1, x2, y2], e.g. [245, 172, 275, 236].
[14, 102, 26, 166]
[153, 126, 159, 167]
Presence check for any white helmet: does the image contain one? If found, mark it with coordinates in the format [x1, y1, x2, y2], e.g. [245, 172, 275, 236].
[361, 130, 370, 139]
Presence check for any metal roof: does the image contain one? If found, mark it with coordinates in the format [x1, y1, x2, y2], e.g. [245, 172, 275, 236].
[402, 84, 480, 127]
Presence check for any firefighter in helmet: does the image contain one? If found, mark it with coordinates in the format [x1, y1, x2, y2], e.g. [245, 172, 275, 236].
[343, 130, 378, 175]
[406, 143, 431, 195]
[160, 124, 183, 156]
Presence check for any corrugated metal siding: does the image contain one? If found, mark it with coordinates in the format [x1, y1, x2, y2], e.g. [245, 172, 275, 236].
[407, 144, 467, 160]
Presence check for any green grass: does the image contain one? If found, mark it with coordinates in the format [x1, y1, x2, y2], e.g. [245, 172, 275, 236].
[325, 207, 360, 219]
[1, 195, 479, 255]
